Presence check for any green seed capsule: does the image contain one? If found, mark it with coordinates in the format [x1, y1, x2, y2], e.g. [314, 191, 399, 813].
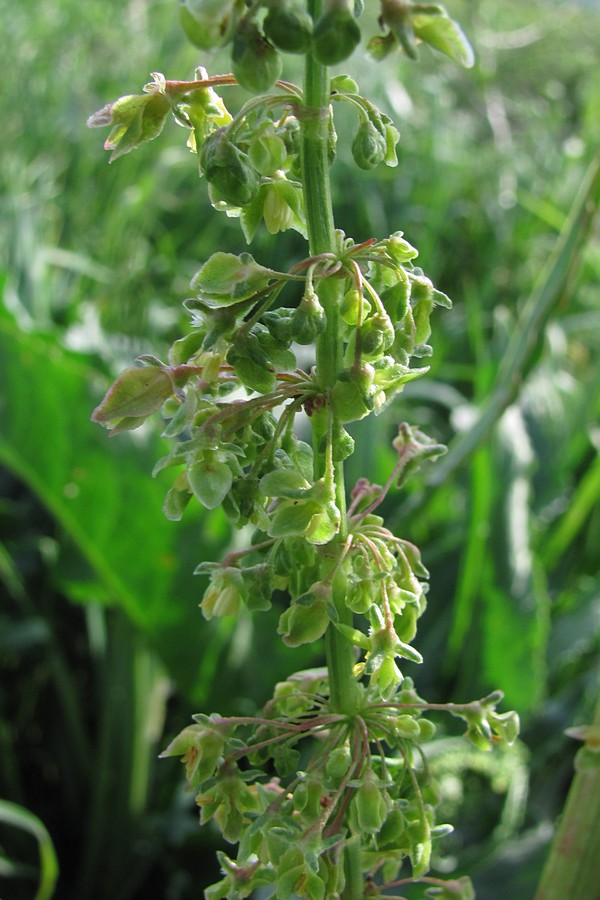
[341, 288, 371, 325]
[249, 128, 287, 176]
[377, 808, 408, 850]
[199, 129, 259, 208]
[291, 292, 326, 344]
[380, 276, 411, 322]
[417, 718, 437, 742]
[232, 19, 282, 93]
[325, 746, 352, 783]
[352, 119, 387, 170]
[361, 313, 395, 359]
[263, 2, 313, 54]
[353, 776, 388, 833]
[313, 3, 361, 65]
[179, 0, 238, 50]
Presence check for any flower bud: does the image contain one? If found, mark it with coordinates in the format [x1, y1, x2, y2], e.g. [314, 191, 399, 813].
[340, 287, 371, 325]
[377, 808, 409, 850]
[291, 292, 326, 344]
[249, 126, 287, 176]
[199, 129, 259, 208]
[361, 313, 395, 359]
[352, 118, 387, 170]
[232, 19, 282, 93]
[332, 365, 374, 423]
[263, 183, 295, 234]
[200, 569, 242, 618]
[385, 231, 419, 264]
[325, 746, 352, 784]
[410, 274, 435, 344]
[263, 1, 313, 54]
[313, 1, 361, 65]
[188, 453, 233, 510]
[179, 0, 238, 50]
[380, 275, 411, 322]
[352, 774, 389, 833]
[277, 591, 330, 647]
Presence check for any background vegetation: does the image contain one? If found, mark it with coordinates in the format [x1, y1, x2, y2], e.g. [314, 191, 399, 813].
[1, 0, 599, 897]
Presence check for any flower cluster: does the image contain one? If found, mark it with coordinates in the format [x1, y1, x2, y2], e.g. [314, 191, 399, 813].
[89, 3, 518, 897]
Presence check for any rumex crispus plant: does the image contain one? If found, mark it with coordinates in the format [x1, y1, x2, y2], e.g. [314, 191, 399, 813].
[89, 2, 518, 897]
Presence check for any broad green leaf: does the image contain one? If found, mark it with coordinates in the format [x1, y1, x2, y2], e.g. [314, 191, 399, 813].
[0, 300, 228, 701]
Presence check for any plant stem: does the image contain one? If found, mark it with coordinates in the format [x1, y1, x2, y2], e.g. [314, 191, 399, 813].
[301, 5, 362, 897]
[301, 0, 357, 717]
[534, 690, 600, 899]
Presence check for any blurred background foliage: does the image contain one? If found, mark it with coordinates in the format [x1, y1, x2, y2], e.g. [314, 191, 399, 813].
[1, 0, 599, 897]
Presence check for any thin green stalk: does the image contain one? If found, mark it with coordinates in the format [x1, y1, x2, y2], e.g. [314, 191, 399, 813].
[301, 1, 357, 719]
[301, 6, 362, 897]
[534, 690, 600, 899]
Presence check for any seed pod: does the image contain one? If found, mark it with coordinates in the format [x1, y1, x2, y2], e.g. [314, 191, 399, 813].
[340, 287, 371, 325]
[353, 774, 389, 833]
[392, 714, 422, 739]
[188, 454, 233, 510]
[417, 717, 437, 742]
[332, 364, 375, 423]
[291, 292, 326, 344]
[199, 129, 259, 208]
[248, 127, 287, 176]
[277, 593, 329, 647]
[230, 355, 276, 394]
[313, 1, 361, 65]
[380, 275, 411, 322]
[325, 746, 352, 783]
[232, 18, 282, 93]
[377, 808, 409, 850]
[352, 118, 387, 170]
[331, 423, 355, 462]
[179, 0, 238, 50]
[263, 308, 294, 346]
[262, 183, 295, 234]
[361, 313, 395, 359]
[410, 274, 435, 344]
[263, 1, 313, 54]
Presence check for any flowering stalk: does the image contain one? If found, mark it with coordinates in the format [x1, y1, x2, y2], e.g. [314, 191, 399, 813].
[89, 2, 517, 897]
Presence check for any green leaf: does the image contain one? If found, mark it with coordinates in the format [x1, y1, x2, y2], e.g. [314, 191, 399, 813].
[412, 9, 475, 68]
[0, 301, 228, 702]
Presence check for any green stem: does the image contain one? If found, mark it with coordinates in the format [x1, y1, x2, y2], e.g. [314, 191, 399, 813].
[534, 690, 600, 900]
[301, 5, 362, 898]
[301, 0, 356, 713]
